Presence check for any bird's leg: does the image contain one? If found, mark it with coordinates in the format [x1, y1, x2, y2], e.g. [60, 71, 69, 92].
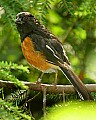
[54, 70, 58, 85]
[37, 72, 44, 84]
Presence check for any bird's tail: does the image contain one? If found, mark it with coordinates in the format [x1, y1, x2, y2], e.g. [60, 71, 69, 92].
[60, 65, 93, 100]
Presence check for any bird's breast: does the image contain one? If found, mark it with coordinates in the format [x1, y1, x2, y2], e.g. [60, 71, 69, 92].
[21, 37, 59, 72]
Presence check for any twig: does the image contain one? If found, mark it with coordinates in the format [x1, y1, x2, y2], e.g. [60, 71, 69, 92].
[25, 92, 40, 103]
[62, 18, 77, 44]
[43, 86, 46, 118]
[62, 88, 65, 103]
[0, 80, 96, 93]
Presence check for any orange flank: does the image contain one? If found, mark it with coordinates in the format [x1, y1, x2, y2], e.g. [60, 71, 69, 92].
[22, 37, 59, 72]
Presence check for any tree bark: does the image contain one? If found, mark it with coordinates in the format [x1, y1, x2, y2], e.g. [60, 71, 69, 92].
[0, 80, 96, 94]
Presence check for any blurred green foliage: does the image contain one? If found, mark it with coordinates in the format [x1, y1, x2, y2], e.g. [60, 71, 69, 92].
[0, 0, 96, 84]
[43, 100, 96, 120]
[0, 98, 33, 120]
[0, 0, 96, 119]
[0, 61, 29, 89]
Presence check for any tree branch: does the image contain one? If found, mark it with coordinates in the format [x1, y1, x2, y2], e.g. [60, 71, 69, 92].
[0, 80, 96, 93]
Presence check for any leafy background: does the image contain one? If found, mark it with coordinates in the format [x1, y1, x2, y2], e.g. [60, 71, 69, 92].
[0, 0, 96, 119]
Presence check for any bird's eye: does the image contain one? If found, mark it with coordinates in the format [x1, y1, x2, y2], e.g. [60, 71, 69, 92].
[28, 14, 34, 17]
[22, 16, 27, 21]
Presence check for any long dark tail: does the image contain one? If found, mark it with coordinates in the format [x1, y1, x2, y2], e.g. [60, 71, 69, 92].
[60, 66, 93, 100]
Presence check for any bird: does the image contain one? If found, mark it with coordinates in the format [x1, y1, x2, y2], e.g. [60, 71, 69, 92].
[15, 12, 93, 100]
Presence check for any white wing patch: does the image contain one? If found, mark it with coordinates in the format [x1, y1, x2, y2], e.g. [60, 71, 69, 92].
[61, 45, 66, 55]
[46, 45, 60, 60]
[61, 45, 69, 62]
[46, 45, 54, 53]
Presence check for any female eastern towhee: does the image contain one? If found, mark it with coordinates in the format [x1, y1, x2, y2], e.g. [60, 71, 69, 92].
[15, 12, 93, 100]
